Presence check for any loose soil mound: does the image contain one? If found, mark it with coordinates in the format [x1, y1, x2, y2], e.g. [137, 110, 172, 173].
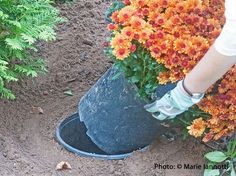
[0, 1, 207, 175]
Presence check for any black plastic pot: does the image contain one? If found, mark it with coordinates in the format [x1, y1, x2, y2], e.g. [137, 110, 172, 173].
[56, 113, 147, 160]
[78, 66, 170, 154]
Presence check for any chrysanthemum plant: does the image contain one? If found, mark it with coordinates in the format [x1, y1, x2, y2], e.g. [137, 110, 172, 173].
[105, 0, 235, 143]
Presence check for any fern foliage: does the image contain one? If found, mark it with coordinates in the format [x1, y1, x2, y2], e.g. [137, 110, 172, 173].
[0, 0, 64, 99]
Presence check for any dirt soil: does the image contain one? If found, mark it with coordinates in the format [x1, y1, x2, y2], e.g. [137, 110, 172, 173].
[0, 1, 208, 176]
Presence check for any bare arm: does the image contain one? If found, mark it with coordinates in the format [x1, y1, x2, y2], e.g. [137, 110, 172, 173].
[184, 46, 236, 93]
[144, 0, 236, 120]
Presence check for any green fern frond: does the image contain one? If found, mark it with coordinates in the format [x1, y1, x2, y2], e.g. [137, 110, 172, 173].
[0, 0, 63, 99]
[5, 38, 24, 50]
[15, 65, 38, 77]
[0, 86, 15, 100]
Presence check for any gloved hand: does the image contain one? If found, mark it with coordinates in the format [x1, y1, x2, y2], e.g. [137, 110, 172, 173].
[144, 80, 204, 120]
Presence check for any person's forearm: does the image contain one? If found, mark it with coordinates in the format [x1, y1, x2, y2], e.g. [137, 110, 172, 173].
[184, 46, 236, 93]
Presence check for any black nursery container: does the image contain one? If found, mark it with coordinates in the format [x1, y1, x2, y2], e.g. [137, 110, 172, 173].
[78, 66, 170, 154]
[56, 113, 148, 160]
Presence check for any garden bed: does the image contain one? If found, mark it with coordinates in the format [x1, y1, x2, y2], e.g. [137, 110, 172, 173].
[0, 1, 208, 175]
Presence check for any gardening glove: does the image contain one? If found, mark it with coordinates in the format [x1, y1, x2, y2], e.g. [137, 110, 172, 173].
[144, 80, 204, 120]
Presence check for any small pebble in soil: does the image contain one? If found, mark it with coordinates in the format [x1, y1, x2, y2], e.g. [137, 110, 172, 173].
[82, 39, 93, 46]
[56, 161, 72, 171]
[3, 153, 7, 157]
[79, 51, 88, 61]
[95, 0, 101, 5]
[117, 160, 124, 165]
[19, 134, 27, 141]
[84, 2, 94, 9]
[31, 107, 44, 114]
[43, 91, 49, 95]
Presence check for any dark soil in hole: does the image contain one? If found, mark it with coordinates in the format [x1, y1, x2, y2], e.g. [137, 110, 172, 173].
[59, 113, 107, 155]
[0, 1, 208, 175]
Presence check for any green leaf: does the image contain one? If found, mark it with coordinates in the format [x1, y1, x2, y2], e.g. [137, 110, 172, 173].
[133, 65, 142, 71]
[230, 163, 236, 176]
[231, 168, 236, 176]
[204, 169, 220, 176]
[112, 72, 122, 80]
[0, 11, 8, 19]
[226, 138, 236, 157]
[8, 20, 21, 28]
[5, 38, 23, 50]
[182, 127, 189, 140]
[0, 87, 15, 100]
[26, 70, 37, 77]
[21, 34, 36, 44]
[130, 76, 139, 83]
[0, 11, 3, 17]
[0, 77, 4, 86]
[145, 84, 152, 89]
[39, 29, 56, 41]
[0, 0, 64, 100]
[0, 60, 8, 65]
[132, 54, 138, 59]
[14, 65, 37, 77]
[205, 151, 228, 163]
[64, 90, 73, 96]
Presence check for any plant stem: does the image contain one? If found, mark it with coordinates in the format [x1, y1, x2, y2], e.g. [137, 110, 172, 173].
[178, 118, 191, 126]
[187, 109, 210, 118]
[141, 48, 146, 90]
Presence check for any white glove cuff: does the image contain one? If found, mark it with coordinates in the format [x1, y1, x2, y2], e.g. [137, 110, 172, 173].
[170, 81, 195, 111]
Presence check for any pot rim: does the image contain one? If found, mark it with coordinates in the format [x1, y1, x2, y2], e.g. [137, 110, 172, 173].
[55, 112, 148, 160]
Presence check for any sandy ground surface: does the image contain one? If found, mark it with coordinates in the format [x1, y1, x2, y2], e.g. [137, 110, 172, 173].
[0, 1, 208, 175]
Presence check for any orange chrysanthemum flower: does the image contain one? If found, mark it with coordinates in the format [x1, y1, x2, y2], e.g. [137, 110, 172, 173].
[130, 0, 149, 8]
[118, 5, 136, 24]
[113, 47, 130, 60]
[110, 33, 130, 49]
[121, 26, 135, 39]
[111, 11, 119, 23]
[174, 38, 189, 54]
[107, 23, 118, 31]
[187, 118, 206, 138]
[130, 16, 146, 29]
[108, 0, 234, 142]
